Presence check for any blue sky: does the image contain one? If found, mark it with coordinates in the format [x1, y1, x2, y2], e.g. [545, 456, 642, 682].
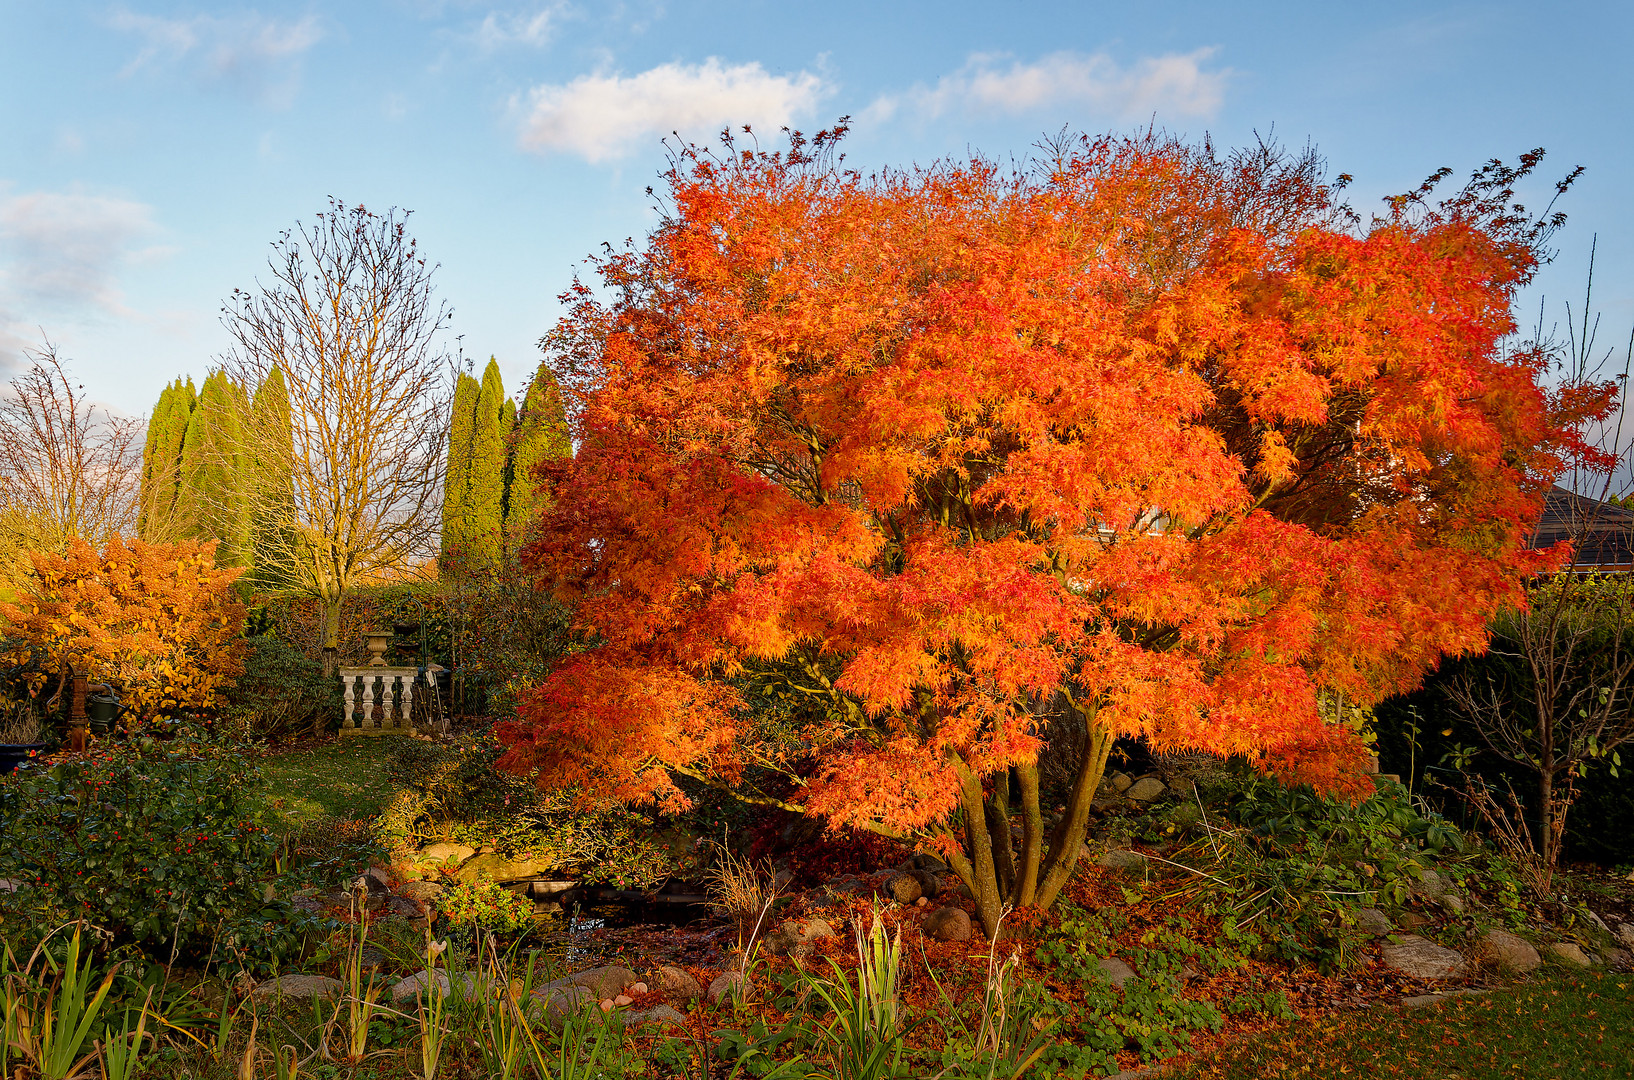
[3, 1, 1632, 417]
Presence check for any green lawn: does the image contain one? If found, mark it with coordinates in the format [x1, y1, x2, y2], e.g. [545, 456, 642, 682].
[254, 737, 401, 832]
[1180, 969, 1634, 1079]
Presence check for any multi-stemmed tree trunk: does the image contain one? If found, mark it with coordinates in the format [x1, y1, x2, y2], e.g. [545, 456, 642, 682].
[222, 200, 453, 676]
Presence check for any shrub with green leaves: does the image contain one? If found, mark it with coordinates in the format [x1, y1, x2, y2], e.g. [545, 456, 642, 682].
[0, 738, 283, 958]
[439, 877, 535, 933]
[220, 633, 339, 741]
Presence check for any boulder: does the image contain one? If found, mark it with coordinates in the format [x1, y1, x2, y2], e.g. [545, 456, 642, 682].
[881, 872, 922, 906]
[1125, 778, 1167, 802]
[627, 1004, 687, 1027]
[923, 906, 972, 942]
[1396, 911, 1432, 930]
[657, 965, 705, 1002]
[567, 966, 641, 999]
[1094, 849, 1146, 873]
[391, 969, 452, 1004]
[1402, 989, 1488, 1009]
[456, 853, 540, 883]
[420, 841, 477, 864]
[1380, 935, 1466, 980]
[1601, 947, 1630, 968]
[1616, 923, 1634, 949]
[1350, 908, 1394, 937]
[1096, 957, 1137, 989]
[1439, 892, 1466, 916]
[1548, 942, 1593, 968]
[900, 853, 948, 873]
[908, 869, 943, 900]
[708, 971, 751, 1005]
[1414, 869, 1448, 902]
[1107, 772, 1134, 793]
[251, 975, 344, 1002]
[765, 917, 836, 957]
[1473, 929, 1541, 973]
[530, 985, 595, 1030]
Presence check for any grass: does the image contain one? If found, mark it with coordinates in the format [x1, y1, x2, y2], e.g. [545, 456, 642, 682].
[1179, 969, 1634, 1079]
[255, 738, 400, 832]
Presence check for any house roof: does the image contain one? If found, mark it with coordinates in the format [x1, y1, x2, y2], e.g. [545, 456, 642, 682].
[1529, 485, 1634, 571]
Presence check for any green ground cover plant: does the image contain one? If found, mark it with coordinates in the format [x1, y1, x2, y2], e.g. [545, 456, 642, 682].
[1178, 969, 1634, 1078]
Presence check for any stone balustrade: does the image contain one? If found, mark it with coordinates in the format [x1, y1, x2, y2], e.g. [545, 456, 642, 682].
[339, 667, 420, 735]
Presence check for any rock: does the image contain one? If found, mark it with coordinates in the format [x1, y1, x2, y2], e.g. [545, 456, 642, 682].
[657, 966, 704, 1002]
[1414, 869, 1447, 902]
[708, 971, 751, 1005]
[901, 853, 948, 873]
[908, 868, 943, 899]
[1549, 942, 1593, 968]
[1380, 936, 1466, 980]
[1439, 892, 1465, 916]
[391, 969, 452, 1004]
[613, 994, 633, 1007]
[1601, 947, 1630, 968]
[1350, 908, 1394, 937]
[822, 875, 866, 900]
[1402, 989, 1488, 1009]
[420, 842, 477, 864]
[1096, 958, 1137, 989]
[1094, 849, 1146, 873]
[1473, 929, 1541, 973]
[1396, 911, 1432, 930]
[530, 985, 595, 1030]
[765, 917, 837, 957]
[456, 853, 540, 883]
[1616, 923, 1634, 949]
[567, 966, 641, 999]
[627, 1004, 688, 1026]
[923, 906, 973, 942]
[1108, 772, 1134, 793]
[881, 872, 923, 905]
[251, 975, 344, 1002]
[400, 880, 446, 904]
[1125, 777, 1167, 802]
[1586, 910, 1612, 936]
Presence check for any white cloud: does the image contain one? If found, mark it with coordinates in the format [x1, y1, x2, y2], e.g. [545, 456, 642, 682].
[473, 5, 569, 49]
[0, 189, 164, 370]
[517, 57, 830, 162]
[109, 7, 325, 107]
[869, 49, 1228, 125]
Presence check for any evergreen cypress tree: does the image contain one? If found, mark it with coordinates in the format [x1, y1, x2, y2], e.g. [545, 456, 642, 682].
[439, 370, 481, 573]
[176, 371, 251, 567]
[464, 358, 508, 569]
[247, 367, 298, 589]
[138, 378, 196, 541]
[505, 364, 572, 546]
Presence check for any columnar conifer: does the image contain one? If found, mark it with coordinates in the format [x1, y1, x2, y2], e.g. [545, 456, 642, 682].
[439, 370, 481, 573]
[247, 367, 297, 589]
[505, 365, 572, 546]
[175, 371, 251, 567]
[137, 378, 196, 541]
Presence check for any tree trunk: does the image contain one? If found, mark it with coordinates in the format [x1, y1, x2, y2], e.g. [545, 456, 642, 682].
[986, 768, 1017, 903]
[1012, 761, 1043, 907]
[321, 592, 342, 677]
[1034, 708, 1113, 912]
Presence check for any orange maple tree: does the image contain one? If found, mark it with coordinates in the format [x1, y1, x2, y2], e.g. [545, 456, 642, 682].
[499, 129, 1606, 935]
[1, 536, 248, 722]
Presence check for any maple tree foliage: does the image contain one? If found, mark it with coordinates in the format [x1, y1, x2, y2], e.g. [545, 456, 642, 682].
[0, 536, 248, 721]
[499, 128, 1606, 935]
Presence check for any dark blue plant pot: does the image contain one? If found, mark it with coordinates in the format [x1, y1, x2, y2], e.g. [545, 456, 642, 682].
[0, 744, 46, 775]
